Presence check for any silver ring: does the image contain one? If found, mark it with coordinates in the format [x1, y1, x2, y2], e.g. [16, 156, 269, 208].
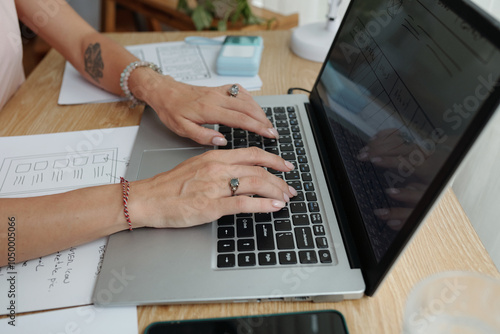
[229, 178, 239, 196]
[228, 84, 239, 97]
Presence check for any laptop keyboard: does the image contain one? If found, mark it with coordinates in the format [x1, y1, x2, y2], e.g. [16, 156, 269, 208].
[215, 106, 333, 268]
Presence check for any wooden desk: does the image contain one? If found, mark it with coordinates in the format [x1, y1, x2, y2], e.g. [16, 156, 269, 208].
[1, 31, 498, 334]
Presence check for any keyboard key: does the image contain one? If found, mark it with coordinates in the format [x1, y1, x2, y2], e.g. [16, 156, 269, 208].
[296, 147, 306, 155]
[273, 207, 290, 219]
[274, 106, 286, 113]
[303, 182, 315, 191]
[285, 170, 300, 180]
[258, 252, 277, 265]
[219, 125, 231, 133]
[218, 215, 234, 225]
[275, 113, 287, 120]
[286, 106, 295, 113]
[308, 202, 320, 212]
[218, 226, 235, 239]
[276, 232, 295, 249]
[277, 127, 290, 135]
[274, 219, 292, 231]
[298, 156, 308, 163]
[218, 240, 235, 252]
[255, 212, 272, 222]
[263, 138, 278, 147]
[299, 164, 310, 172]
[265, 147, 279, 155]
[311, 213, 323, 224]
[292, 214, 309, 225]
[290, 202, 307, 213]
[280, 143, 294, 151]
[291, 125, 300, 132]
[292, 132, 302, 140]
[294, 140, 304, 147]
[256, 224, 275, 250]
[238, 239, 255, 251]
[299, 251, 318, 264]
[316, 237, 329, 248]
[313, 225, 325, 235]
[287, 181, 302, 191]
[234, 138, 248, 147]
[301, 173, 312, 181]
[306, 192, 317, 201]
[238, 253, 256, 266]
[295, 227, 314, 249]
[280, 135, 292, 143]
[290, 191, 305, 202]
[281, 152, 296, 161]
[217, 254, 236, 267]
[233, 129, 246, 138]
[278, 251, 297, 264]
[319, 250, 333, 263]
[237, 218, 254, 237]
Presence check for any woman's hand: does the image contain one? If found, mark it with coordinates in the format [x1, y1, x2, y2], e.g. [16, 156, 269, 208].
[131, 71, 279, 146]
[129, 147, 296, 229]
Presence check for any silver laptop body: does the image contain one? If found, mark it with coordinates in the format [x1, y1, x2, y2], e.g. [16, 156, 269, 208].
[93, 0, 500, 306]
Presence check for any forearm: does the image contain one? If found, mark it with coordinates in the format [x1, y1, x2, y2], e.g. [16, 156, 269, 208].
[0, 184, 128, 267]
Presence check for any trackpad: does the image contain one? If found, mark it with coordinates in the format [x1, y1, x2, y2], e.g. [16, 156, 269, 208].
[137, 147, 209, 180]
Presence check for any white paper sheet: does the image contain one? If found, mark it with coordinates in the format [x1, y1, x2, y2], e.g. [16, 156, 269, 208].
[58, 39, 263, 105]
[0, 126, 139, 315]
[0, 305, 138, 333]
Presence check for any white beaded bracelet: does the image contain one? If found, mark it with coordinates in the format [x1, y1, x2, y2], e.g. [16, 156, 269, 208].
[119, 61, 162, 108]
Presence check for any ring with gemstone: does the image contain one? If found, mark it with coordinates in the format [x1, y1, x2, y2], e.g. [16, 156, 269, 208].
[229, 178, 239, 196]
[228, 84, 239, 97]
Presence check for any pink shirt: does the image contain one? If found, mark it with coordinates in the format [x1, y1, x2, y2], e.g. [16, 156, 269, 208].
[0, 0, 25, 110]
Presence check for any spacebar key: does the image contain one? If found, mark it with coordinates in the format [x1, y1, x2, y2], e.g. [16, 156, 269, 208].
[256, 224, 275, 250]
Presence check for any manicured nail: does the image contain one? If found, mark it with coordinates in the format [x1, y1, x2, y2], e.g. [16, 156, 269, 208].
[284, 160, 295, 170]
[283, 193, 290, 202]
[212, 136, 227, 146]
[268, 128, 279, 139]
[288, 185, 298, 196]
[272, 200, 286, 208]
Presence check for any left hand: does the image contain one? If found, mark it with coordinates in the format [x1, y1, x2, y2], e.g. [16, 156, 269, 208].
[136, 73, 279, 146]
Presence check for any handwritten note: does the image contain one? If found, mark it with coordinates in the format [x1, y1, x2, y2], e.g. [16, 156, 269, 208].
[0, 126, 138, 315]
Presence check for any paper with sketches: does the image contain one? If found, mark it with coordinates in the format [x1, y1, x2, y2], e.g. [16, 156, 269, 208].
[0, 305, 138, 333]
[58, 38, 263, 105]
[0, 126, 138, 315]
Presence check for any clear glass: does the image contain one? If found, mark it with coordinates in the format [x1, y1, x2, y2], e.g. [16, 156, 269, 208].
[402, 271, 500, 334]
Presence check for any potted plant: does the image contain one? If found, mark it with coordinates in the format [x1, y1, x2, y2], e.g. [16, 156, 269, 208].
[177, 0, 263, 30]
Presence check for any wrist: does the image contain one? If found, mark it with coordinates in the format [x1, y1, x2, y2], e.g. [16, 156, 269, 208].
[120, 61, 162, 108]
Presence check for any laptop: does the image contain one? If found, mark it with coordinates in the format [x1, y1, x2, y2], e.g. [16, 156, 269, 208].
[93, 0, 500, 305]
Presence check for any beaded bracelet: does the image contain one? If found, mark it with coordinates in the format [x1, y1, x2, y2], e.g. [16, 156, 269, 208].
[119, 61, 162, 108]
[120, 177, 133, 231]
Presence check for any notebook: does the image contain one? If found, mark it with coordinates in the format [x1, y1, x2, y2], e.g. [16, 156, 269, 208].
[93, 0, 500, 305]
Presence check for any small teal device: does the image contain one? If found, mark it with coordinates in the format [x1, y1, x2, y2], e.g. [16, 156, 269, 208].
[216, 35, 263, 76]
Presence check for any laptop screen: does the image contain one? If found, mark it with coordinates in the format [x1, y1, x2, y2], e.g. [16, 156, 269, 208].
[311, 0, 500, 292]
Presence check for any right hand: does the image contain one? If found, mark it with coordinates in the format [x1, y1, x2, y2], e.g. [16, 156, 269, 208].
[129, 147, 297, 229]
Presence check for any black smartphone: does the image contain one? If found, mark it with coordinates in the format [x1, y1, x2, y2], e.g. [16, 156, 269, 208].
[145, 310, 348, 334]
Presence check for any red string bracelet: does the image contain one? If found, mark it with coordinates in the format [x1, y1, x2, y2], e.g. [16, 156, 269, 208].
[120, 177, 133, 231]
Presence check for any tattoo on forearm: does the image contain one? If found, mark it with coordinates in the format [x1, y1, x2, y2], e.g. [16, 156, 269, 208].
[84, 43, 104, 83]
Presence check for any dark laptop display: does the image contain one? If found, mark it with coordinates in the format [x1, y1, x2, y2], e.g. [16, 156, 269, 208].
[310, 0, 500, 294]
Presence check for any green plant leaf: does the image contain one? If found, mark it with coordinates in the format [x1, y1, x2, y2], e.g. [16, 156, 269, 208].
[192, 6, 213, 30]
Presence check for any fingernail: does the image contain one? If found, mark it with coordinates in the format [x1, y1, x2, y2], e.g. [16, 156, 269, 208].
[288, 186, 298, 196]
[212, 136, 227, 146]
[284, 160, 295, 170]
[387, 220, 403, 227]
[357, 152, 369, 160]
[272, 200, 286, 208]
[268, 128, 279, 139]
[374, 208, 389, 217]
[283, 193, 290, 202]
[385, 188, 400, 195]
